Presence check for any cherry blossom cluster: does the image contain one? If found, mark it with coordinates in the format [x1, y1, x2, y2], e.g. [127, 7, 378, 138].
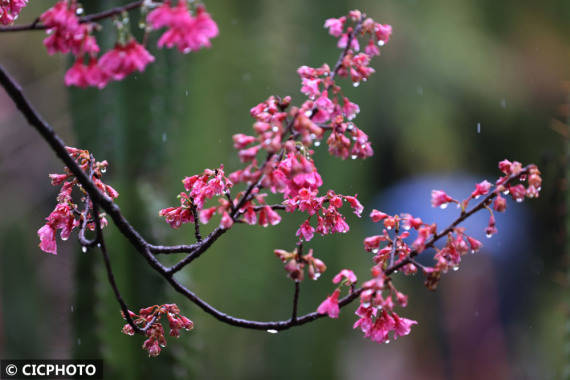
[37, 147, 118, 255]
[121, 303, 194, 357]
[33, 0, 218, 88]
[159, 166, 235, 229]
[321, 159, 542, 343]
[0, 0, 27, 25]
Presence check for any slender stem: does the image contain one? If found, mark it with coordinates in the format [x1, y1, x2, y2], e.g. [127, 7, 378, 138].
[190, 202, 202, 242]
[93, 204, 142, 334]
[291, 281, 300, 322]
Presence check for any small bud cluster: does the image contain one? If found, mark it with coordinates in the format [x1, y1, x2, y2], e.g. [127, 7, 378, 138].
[35, 0, 218, 88]
[274, 247, 327, 282]
[121, 303, 193, 357]
[37, 147, 117, 255]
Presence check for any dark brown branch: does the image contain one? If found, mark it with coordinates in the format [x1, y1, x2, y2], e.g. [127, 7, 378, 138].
[0, 0, 146, 32]
[190, 202, 202, 242]
[291, 281, 300, 322]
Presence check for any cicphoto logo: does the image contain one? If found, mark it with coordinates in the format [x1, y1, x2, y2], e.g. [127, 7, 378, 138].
[1, 360, 103, 379]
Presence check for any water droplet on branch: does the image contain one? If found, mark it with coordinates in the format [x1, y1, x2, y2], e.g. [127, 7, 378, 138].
[266, 329, 278, 334]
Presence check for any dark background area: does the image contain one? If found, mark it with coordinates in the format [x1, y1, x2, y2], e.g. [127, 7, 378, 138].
[0, 0, 568, 379]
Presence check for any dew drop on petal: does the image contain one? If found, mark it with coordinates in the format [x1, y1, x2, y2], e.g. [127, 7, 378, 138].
[314, 140, 321, 147]
[378, 40, 385, 46]
[516, 198, 523, 203]
[503, 190, 510, 195]
[440, 203, 448, 210]
[266, 329, 278, 334]
[452, 266, 459, 272]
[305, 110, 312, 117]
[272, 126, 279, 132]
[351, 155, 357, 160]
[372, 248, 379, 254]
[81, 246, 87, 253]
[486, 233, 493, 239]
[384, 339, 390, 344]
[101, 167, 107, 173]
[353, 82, 360, 88]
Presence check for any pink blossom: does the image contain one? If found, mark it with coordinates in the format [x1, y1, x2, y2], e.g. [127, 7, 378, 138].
[199, 207, 217, 224]
[38, 224, 57, 255]
[493, 194, 507, 212]
[370, 209, 388, 222]
[159, 205, 193, 228]
[232, 133, 257, 149]
[324, 17, 345, 37]
[148, 2, 219, 54]
[337, 32, 360, 51]
[471, 180, 492, 198]
[333, 269, 357, 285]
[391, 312, 417, 339]
[99, 39, 155, 81]
[297, 219, 315, 241]
[65, 59, 109, 89]
[498, 159, 512, 175]
[342, 97, 360, 120]
[258, 206, 281, 227]
[0, 0, 28, 25]
[375, 23, 392, 44]
[467, 236, 482, 252]
[300, 78, 321, 98]
[243, 207, 257, 225]
[344, 195, 363, 217]
[509, 184, 526, 202]
[364, 235, 382, 252]
[431, 190, 455, 208]
[220, 212, 233, 229]
[317, 289, 340, 318]
[364, 38, 380, 56]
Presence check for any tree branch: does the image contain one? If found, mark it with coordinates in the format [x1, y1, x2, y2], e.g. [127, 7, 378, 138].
[0, 0, 147, 32]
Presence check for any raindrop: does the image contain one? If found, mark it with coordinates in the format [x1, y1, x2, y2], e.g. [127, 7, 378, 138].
[386, 226, 392, 230]
[439, 203, 448, 210]
[351, 155, 357, 160]
[101, 167, 107, 173]
[470, 250, 476, 254]
[305, 110, 312, 117]
[378, 40, 385, 46]
[452, 266, 459, 272]
[309, 133, 316, 140]
[97, 243, 101, 248]
[516, 198, 523, 203]
[474, 195, 480, 200]
[352, 136, 357, 141]
[313, 273, 321, 280]
[266, 329, 278, 334]
[476, 123, 481, 134]
[384, 339, 390, 344]
[486, 233, 493, 238]
[81, 246, 87, 253]
[76, 7, 84, 15]
[61, 236, 69, 241]
[271, 126, 279, 132]
[314, 140, 321, 147]
[403, 225, 410, 231]
[347, 123, 354, 130]
[372, 249, 379, 254]
[353, 82, 360, 88]
[162, 132, 167, 142]
[502, 190, 509, 195]
[393, 270, 398, 274]
[264, 138, 271, 145]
